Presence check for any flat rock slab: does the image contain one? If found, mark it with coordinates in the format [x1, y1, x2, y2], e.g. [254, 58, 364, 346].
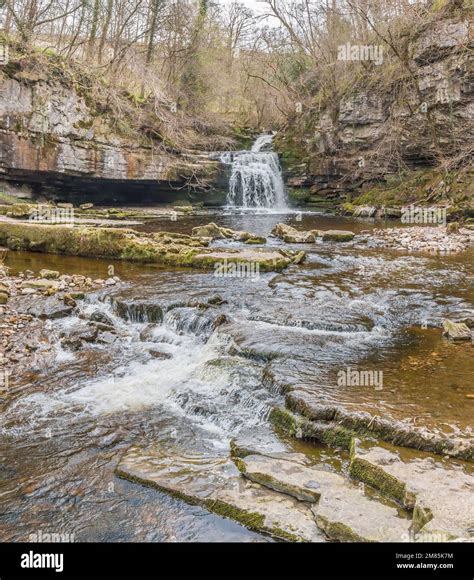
[443, 319, 471, 341]
[230, 426, 307, 464]
[321, 230, 355, 242]
[235, 451, 411, 542]
[11, 295, 74, 319]
[115, 445, 324, 542]
[192, 249, 293, 271]
[236, 453, 345, 503]
[350, 439, 474, 540]
[313, 484, 411, 543]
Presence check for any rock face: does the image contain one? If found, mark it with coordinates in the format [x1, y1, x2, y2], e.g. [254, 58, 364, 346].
[0, 74, 223, 203]
[277, 11, 473, 205]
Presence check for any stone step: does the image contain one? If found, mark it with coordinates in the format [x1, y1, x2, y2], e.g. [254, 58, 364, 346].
[115, 445, 324, 542]
[234, 452, 411, 543]
[230, 426, 310, 464]
[282, 390, 474, 460]
[349, 439, 474, 541]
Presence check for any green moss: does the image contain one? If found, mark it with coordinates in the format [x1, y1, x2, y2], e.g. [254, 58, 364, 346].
[203, 498, 266, 532]
[316, 425, 354, 450]
[115, 468, 202, 507]
[231, 456, 246, 474]
[271, 526, 305, 543]
[287, 188, 311, 203]
[6, 236, 29, 250]
[349, 456, 407, 506]
[120, 243, 158, 263]
[243, 237, 266, 245]
[316, 515, 372, 543]
[0, 192, 31, 205]
[341, 202, 355, 215]
[412, 504, 434, 533]
[351, 168, 473, 212]
[269, 407, 301, 437]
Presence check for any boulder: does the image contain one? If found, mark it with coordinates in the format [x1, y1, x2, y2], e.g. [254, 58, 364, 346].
[192, 249, 294, 271]
[89, 310, 115, 326]
[353, 206, 377, 218]
[22, 279, 60, 291]
[148, 349, 172, 360]
[39, 269, 60, 279]
[60, 323, 99, 350]
[191, 222, 227, 239]
[22, 296, 74, 319]
[191, 223, 267, 244]
[271, 223, 316, 243]
[442, 319, 471, 341]
[321, 230, 355, 242]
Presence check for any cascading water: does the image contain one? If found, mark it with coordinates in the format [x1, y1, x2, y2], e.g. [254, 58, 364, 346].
[220, 134, 288, 209]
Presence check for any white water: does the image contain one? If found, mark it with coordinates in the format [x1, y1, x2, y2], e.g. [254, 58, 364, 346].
[220, 134, 288, 210]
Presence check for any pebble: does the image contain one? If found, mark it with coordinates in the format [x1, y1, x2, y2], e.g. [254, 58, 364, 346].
[359, 226, 474, 253]
[0, 268, 121, 371]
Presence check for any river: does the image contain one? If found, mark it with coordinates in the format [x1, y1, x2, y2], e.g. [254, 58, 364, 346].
[0, 209, 472, 542]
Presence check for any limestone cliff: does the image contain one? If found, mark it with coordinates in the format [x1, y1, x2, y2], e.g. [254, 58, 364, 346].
[0, 53, 227, 204]
[276, 8, 473, 210]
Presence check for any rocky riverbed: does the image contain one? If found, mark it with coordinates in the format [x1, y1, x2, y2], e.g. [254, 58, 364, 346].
[0, 211, 473, 543]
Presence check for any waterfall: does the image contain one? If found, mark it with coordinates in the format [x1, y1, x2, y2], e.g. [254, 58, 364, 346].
[220, 134, 288, 209]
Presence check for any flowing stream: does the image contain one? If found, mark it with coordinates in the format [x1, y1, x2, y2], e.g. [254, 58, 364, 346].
[219, 134, 288, 209]
[0, 212, 473, 542]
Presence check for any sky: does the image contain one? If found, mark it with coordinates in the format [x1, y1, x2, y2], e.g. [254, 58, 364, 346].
[218, 0, 270, 13]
